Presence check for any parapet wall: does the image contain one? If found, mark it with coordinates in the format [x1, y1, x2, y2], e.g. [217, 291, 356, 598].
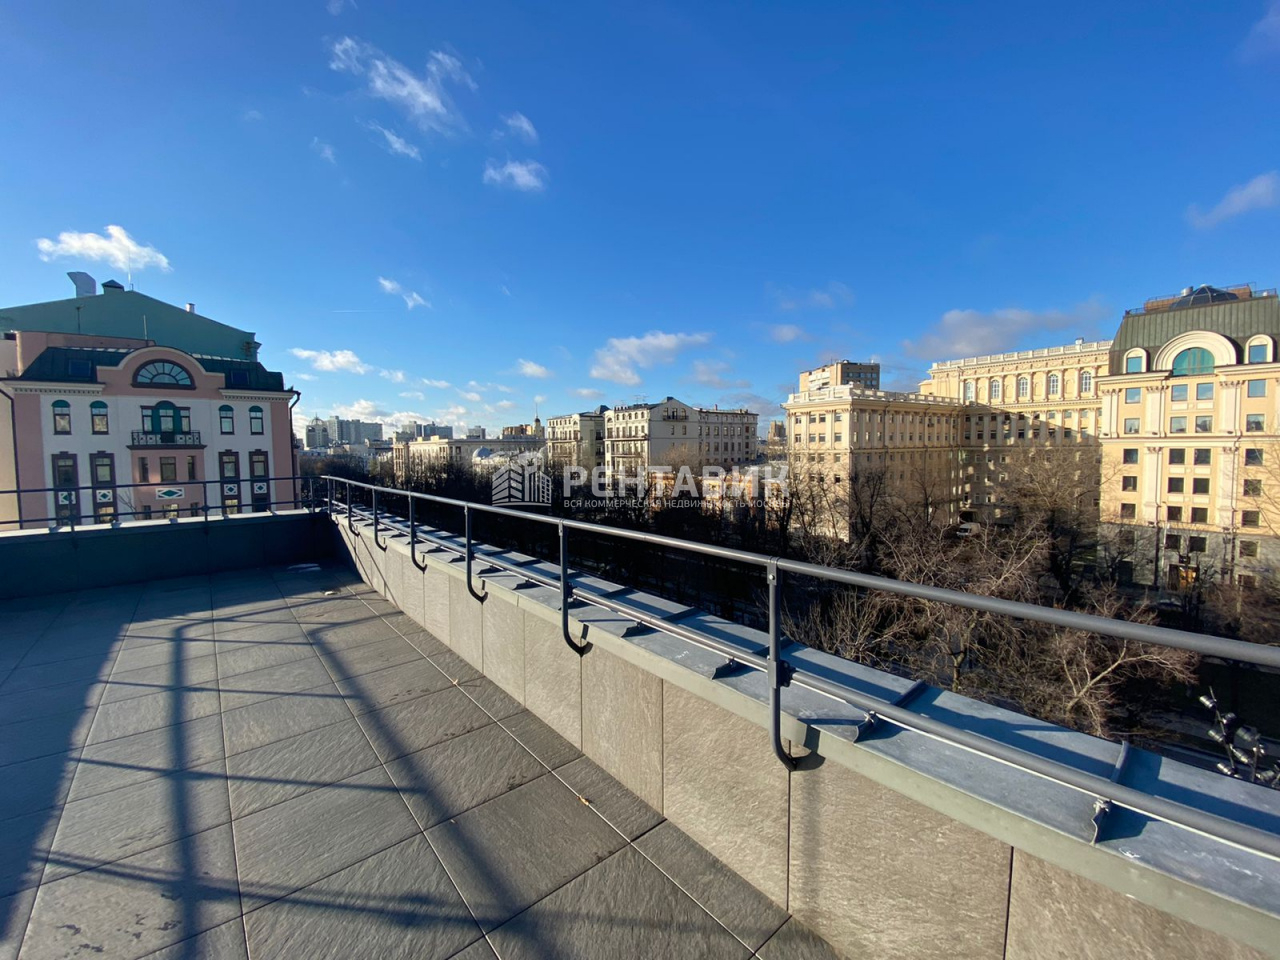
[332, 512, 1279, 960]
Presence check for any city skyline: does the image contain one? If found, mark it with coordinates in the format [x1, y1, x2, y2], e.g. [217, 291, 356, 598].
[1, 3, 1278, 437]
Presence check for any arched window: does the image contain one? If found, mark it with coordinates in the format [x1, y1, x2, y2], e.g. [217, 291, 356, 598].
[1171, 347, 1215, 377]
[249, 405, 264, 435]
[219, 404, 235, 434]
[91, 401, 108, 434]
[1048, 373, 1060, 396]
[1080, 370, 1093, 394]
[134, 361, 193, 387]
[1247, 336, 1272, 364]
[1124, 350, 1146, 374]
[52, 400, 71, 435]
[1017, 376, 1030, 400]
[989, 379, 1001, 401]
[963, 381, 975, 402]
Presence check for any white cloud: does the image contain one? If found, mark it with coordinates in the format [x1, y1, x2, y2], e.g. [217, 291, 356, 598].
[421, 378, 451, 388]
[717, 391, 780, 426]
[590, 330, 711, 385]
[516, 358, 551, 378]
[329, 37, 475, 136]
[1243, 1, 1280, 59]
[243, 108, 264, 122]
[691, 360, 749, 390]
[327, 0, 355, 14]
[311, 137, 336, 164]
[774, 280, 854, 312]
[35, 224, 172, 273]
[459, 390, 482, 402]
[293, 372, 318, 382]
[366, 121, 421, 160]
[902, 299, 1108, 362]
[290, 347, 372, 374]
[499, 112, 538, 143]
[380, 369, 407, 383]
[572, 387, 605, 399]
[400, 390, 425, 400]
[494, 399, 518, 411]
[329, 399, 432, 430]
[483, 159, 548, 192]
[768, 324, 806, 343]
[534, 394, 547, 404]
[377, 276, 430, 310]
[1187, 171, 1279, 229]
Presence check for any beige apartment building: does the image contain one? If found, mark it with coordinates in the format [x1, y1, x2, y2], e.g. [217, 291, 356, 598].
[604, 397, 757, 479]
[798, 360, 880, 392]
[545, 407, 607, 470]
[393, 434, 545, 481]
[1097, 284, 1280, 588]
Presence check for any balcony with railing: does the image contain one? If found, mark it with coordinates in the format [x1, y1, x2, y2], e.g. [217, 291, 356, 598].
[129, 429, 204, 448]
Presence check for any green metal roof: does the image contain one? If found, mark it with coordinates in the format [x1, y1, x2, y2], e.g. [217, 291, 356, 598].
[14, 346, 286, 392]
[1108, 294, 1280, 374]
[0, 289, 259, 361]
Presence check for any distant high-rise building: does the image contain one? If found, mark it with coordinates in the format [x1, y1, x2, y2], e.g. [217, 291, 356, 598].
[799, 360, 880, 392]
[325, 416, 383, 445]
[305, 417, 330, 449]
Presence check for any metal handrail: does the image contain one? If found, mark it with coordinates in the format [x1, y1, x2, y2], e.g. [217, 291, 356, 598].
[324, 475, 1280, 865]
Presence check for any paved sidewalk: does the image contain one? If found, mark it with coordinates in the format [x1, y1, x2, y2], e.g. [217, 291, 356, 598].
[0, 564, 839, 959]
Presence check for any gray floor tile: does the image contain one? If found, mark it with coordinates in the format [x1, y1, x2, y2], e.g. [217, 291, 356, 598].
[0, 653, 116, 696]
[318, 634, 422, 682]
[555, 757, 663, 841]
[428, 648, 483, 684]
[68, 713, 225, 803]
[110, 637, 217, 675]
[138, 918, 249, 959]
[0, 750, 79, 821]
[124, 617, 217, 647]
[215, 631, 315, 679]
[337, 657, 454, 715]
[635, 820, 788, 951]
[235, 766, 419, 909]
[403, 630, 450, 658]
[217, 655, 335, 711]
[302, 616, 403, 651]
[99, 653, 219, 706]
[0, 708, 95, 767]
[20, 823, 241, 960]
[88, 686, 221, 745]
[242, 835, 481, 960]
[355, 687, 493, 763]
[754, 917, 847, 959]
[0, 807, 60, 897]
[221, 681, 350, 756]
[17, 633, 124, 669]
[226, 719, 381, 819]
[487, 846, 750, 959]
[459, 675, 524, 721]
[45, 758, 231, 883]
[0, 885, 38, 960]
[385, 722, 547, 829]
[500, 710, 582, 770]
[445, 938, 499, 960]
[426, 773, 628, 931]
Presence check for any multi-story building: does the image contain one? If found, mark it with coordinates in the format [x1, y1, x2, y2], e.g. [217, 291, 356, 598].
[304, 416, 330, 449]
[603, 397, 757, 479]
[501, 419, 544, 439]
[1097, 284, 1280, 588]
[798, 360, 881, 392]
[545, 407, 607, 470]
[325, 416, 383, 445]
[395, 434, 546, 480]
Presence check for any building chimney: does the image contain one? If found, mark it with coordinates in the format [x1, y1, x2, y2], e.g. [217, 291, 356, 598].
[67, 271, 97, 297]
[186, 302, 196, 313]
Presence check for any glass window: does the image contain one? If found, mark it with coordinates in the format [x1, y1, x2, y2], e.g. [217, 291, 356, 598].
[1171, 384, 1188, 402]
[249, 406, 264, 435]
[989, 379, 1001, 400]
[219, 405, 235, 434]
[1196, 382, 1214, 401]
[1048, 374, 1060, 396]
[1120, 503, 1136, 519]
[220, 452, 238, 479]
[91, 401, 109, 434]
[52, 400, 71, 434]
[1080, 370, 1093, 393]
[137, 458, 150, 483]
[1165, 534, 1181, 550]
[1122, 475, 1137, 491]
[1243, 510, 1261, 527]
[250, 452, 267, 479]
[1171, 348, 1215, 377]
[1192, 477, 1210, 495]
[52, 455, 77, 486]
[1124, 388, 1140, 404]
[91, 455, 113, 486]
[1244, 479, 1263, 497]
[1194, 449, 1211, 465]
[1017, 377, 1029, 399]
[1247, 413, 1265, 432]
[1195, 416, 1212, 433]
[1249, 342, 1269, 364]
[1123, 448, 1138, 464]
[1169, 417, 1187, 434]
[1191, 507, 1209, 524]
[1169, 449, 1186, 464]
[1248, 380, 1267, 398]
[134, 361, 192, 386]
[1167, 477, 1184, 493]
[1125, 355, 1143, 374]
[1124, 418, 1140, 434]
[187, 455, 198, 481]
[1246, 448, 1264, 466]
[963, 381, 974, 402]
[1240, 540, 1259, 558]
[160, 457, 177, 483]
[1189, 536, 1207, 553]
[1167, 506, 1183, 522]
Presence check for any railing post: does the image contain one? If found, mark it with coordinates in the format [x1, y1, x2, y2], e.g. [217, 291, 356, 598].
[464, 503, 484, 601]
[560, 521, 588, 655]
[767, 558, 796, 770]
[408, 494, 416, 553]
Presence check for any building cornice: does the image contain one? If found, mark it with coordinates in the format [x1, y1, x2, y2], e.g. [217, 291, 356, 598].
[219, 390, 292, 402]
[4, 381, 105, 397]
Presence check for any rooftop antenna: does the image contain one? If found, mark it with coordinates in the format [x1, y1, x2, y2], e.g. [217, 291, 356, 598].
[142, 313, 148, 341]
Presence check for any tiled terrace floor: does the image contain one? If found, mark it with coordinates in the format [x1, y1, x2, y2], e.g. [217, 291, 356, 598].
[0, 564, 838, 960]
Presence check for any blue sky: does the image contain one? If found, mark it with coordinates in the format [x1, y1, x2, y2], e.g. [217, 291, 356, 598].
[1, 2, 1278, 436]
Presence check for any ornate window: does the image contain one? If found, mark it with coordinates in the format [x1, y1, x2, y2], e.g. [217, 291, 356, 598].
[1048, 373, 1060, 396]
[91, 400, 109, 434]
[249, 405, 264, 435]
[989, 379, 1001, 401]
[1080, 370, 1093, 394]
[219, 405, 235, 434]
[1171, 348, 1214, 377]
[1017, 376, 1030, 400]
[134, 361, 193, 387]
[1247, 336, 1272, 364]
[963, 381, 974, 402]
[52, 400, 71, 434]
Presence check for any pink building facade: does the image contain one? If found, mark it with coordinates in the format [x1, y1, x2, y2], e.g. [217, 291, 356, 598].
[0, 331, 297, 529]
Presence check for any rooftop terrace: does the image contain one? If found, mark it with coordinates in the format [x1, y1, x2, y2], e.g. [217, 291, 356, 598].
[0, 561, 831, 959]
